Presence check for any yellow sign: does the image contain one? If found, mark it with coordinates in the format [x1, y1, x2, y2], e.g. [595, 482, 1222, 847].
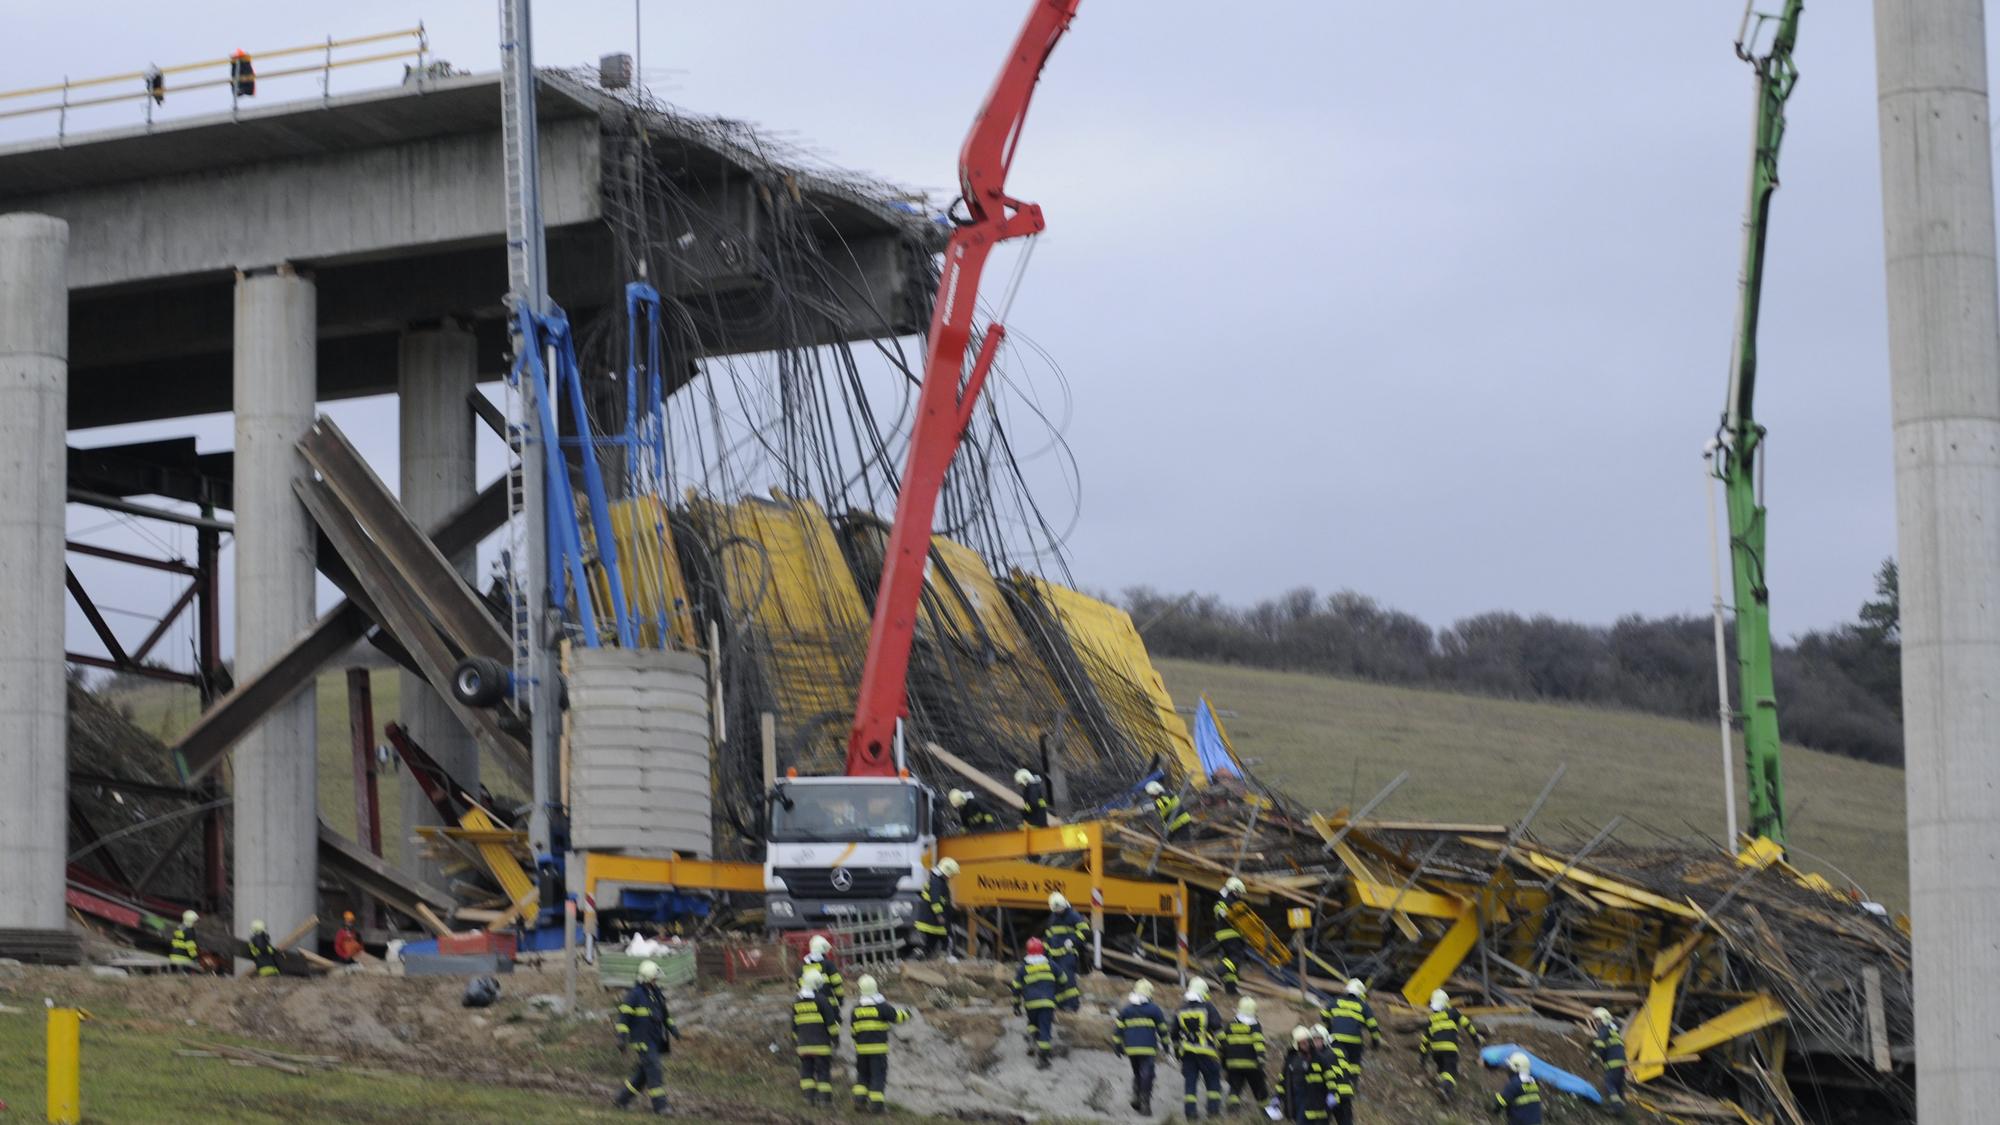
[1287, 907, 1313, 931]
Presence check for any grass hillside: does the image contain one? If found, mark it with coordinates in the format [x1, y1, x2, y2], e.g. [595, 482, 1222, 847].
[1155, 657, 1910, 910]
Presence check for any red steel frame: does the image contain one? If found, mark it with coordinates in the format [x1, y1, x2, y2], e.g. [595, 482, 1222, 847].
[845, 0, 1081, 776]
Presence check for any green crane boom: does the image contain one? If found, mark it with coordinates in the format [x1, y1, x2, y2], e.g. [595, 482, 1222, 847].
[1712, 0, 1804, 846]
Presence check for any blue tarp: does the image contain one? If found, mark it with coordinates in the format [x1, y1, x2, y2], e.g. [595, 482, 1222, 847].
[1192, 697, 1239, 779]
[1479, 1043, 1605, 1104]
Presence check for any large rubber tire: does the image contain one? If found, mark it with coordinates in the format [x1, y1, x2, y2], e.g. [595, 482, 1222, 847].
[451, 655, 508, 708]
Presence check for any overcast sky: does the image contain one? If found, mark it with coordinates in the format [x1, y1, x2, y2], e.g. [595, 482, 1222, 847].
[14, 2, 1967, 672]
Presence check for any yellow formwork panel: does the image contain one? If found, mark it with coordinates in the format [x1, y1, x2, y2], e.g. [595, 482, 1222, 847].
[587, 495, 698, 649]
[1012, 574, 1202, 783]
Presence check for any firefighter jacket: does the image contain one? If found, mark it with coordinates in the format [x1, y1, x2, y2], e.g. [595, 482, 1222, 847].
[246, 931, 280, 977]
[1044, 906, 1090, 962]
[1320, 1046, 1356, 1100]
[1591, 1023, 1626, 1071]
[1212, 898, 1243, 944]
[1019, 778, 1052, 827]
[1155, 792, 1193, 834]
[1320, 995, 1382, 1047]
[849, 997, 910, 1055]
[616, 981, 678, 1052]
[1113, 998, 1167, 1056]
[1011, 954, 1067, 1011]
[959, 793, 1000, 831]
[169, 926, 199, 966]
[1493, 1075, 1543, 1123]
[799, 952, 845, 1001]
[791, 988, 841, 1056]
[915, 869, 953, 936]
[1276, 1046, 1328, 1121]
[1173, 999, 1225, 1058]
[1222, 1016, 1266, 1070]
[1421, 1004, 1480, 1054]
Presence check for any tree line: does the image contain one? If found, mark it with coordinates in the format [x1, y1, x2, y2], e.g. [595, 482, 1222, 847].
[1126, 559, 1904, 766]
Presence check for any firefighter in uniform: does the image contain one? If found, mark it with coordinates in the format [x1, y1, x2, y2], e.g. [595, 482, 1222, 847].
[1043, 892, 1089, 1011]
[948, 788, 1000, 831]
[1112, 978, 1167, 1115]
[169, 910, 201, 972]
[915, 857, 959, 958]
[1173, 977, 1226, 1119]
[791, 967, 841, 1106]
[1588, 1007, 1628, 1111]
[798, 933, 845, 1002]
[1222, 995, 1269, 1113]
[847, 974, 911, 1113]
[1493, 1051, 1543, 1124]
[613, 958, 680, 1115]
[1275, 1024, 1326, 1124]
[1418, 989, 1482, 1101]
[1145, 780, 1194, 838]
[1314, 1025, 1357, 1125]
[1212, 876, 1249, 995]
[1319, 979, 1384, 1070]
[1015, 769, 1053, 827]
[1011, 937, 1067, 1069]
[245, 919, 280, 978]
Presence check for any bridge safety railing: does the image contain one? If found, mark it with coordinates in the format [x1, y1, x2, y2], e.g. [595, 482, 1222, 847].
[0, 26, 433, 141]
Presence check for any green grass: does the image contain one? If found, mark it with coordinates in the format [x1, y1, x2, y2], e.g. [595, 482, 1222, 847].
[1156, 657, 1910, 909]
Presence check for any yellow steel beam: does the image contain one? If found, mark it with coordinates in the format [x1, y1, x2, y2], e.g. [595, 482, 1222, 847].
[582, 852, 766, 902]
[953, 859, 1183, 918]
[1495, 844, 1701, 920]
[1628, 931, 1707, 1083]
[938, 821, 1108, 864]
[1666, 992, 1788, 1059]
[1349, 877, 1464, 920]
[458, 806, 540, 931]
[1400, 897, 1479, 1008]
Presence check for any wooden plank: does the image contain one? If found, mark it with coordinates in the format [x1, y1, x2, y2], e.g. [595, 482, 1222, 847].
[1329, 840, 1421, 940]
[275, 915, 318, 951]
[1863, 965, 1892, 1073]
[413, 904, 452, 938]
[924, 741, 1028, 812]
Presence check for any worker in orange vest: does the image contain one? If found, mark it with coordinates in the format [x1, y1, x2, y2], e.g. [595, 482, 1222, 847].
[333, 911, 364, 962]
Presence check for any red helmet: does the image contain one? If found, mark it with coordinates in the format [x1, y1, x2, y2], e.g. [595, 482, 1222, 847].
[1025, 937, 1046, 956]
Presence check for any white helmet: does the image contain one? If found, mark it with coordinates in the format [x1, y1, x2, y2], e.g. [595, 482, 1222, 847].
[1185, 978, 1210, 1001]
[936, 857, 960, 877]
[1133, 979, 1154, 998]
[1048, 891, 1069, 911]
[1508, 1051, 1532, 1076]
[1237, 997, 1258, 1019]
[800, 968, 826, 992]
[948, 789, 969, 809]
[1430, 989, 1449, 1012]
[808, 934, 832, 957]
[1128, 990, 1148, 1006]
[1145, 780, 1166, 797]
[638, 959, 660, 982]
[1311, 1024, 1332, 1044]
[1291, 1025, 1312, 1046]
[1345, 978, 1366, 998]
[1591, 1006, 1614, 1025]
[1222, 876, 1246, 897]
[1014, 769, 1034, 787]
[182, 910, 198, 927]
[856, 974, 879, 996]
[250, 919, 267, 934]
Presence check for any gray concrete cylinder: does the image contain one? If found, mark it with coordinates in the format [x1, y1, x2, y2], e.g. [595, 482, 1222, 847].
[397, 323, 479, 882]
[1874, 0, 2000, 1116]
[0, 214, 70, 932]
[232, 267, 319, 940]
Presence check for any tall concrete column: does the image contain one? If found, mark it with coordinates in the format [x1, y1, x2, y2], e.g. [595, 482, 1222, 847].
[397, 322, 478, 883]
[1874, 1, 2000, 1116]
[233, 266, 318, 940]
[0, 214, 69, 934]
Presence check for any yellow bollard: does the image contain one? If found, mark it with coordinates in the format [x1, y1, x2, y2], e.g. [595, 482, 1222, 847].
[46, 1005, 81, 1124]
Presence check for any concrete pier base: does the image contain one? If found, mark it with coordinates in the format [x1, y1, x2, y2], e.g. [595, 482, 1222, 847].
[0, 214, 70, 933]
[232, 266, 319, 939]
[397, 322, 479, 884]
[1874, 0, 2000, 1116]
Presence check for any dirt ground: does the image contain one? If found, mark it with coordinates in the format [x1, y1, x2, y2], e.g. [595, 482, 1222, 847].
[0, 956, 1626, 1122]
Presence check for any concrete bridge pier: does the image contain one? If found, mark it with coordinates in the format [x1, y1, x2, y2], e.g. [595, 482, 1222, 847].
[0, 213, 70, 935]
[232, 265, 318, 940]
[397, 321, 479, 884]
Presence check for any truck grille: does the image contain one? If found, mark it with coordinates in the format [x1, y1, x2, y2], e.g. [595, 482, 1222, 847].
[775, 866, 905, 900]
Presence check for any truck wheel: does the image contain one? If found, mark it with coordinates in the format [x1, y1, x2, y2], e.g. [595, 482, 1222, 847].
[451, 656, 508, 708]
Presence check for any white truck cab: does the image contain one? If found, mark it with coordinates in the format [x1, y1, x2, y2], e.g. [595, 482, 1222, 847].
[763, 774, 938, 930]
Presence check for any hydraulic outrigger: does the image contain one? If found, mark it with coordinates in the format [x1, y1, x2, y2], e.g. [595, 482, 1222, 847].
[1709, 0, 1804, 846]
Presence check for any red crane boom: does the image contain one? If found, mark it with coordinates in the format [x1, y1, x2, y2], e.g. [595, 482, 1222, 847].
[844, 0, 1081, 777]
